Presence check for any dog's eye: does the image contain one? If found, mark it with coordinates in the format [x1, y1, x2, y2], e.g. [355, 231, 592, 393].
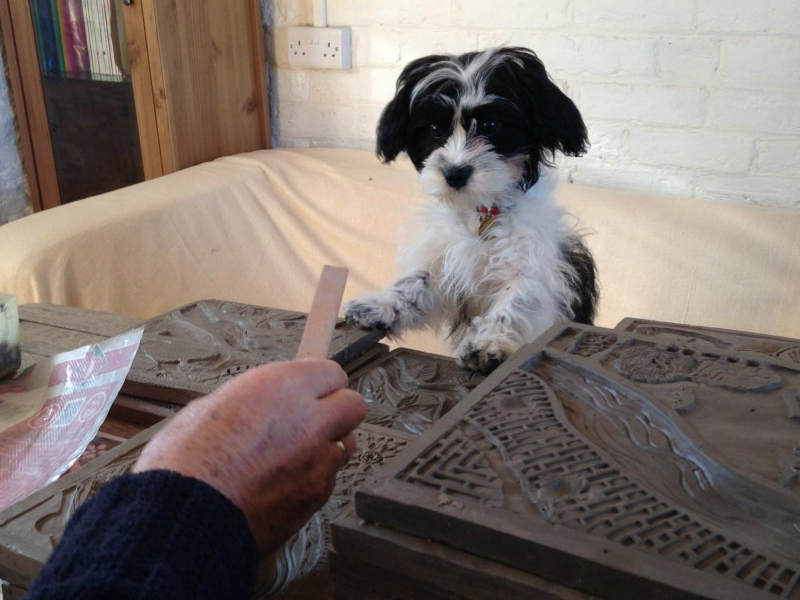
[478, 119, 500, 135]
[430, 123, 447, 140]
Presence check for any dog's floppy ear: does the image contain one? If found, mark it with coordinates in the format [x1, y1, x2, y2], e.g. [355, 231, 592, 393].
[501, 47, 589, 158]
[376, 55, 448, 163]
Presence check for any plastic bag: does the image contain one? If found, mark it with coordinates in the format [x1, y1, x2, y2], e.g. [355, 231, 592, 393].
[0, 328, 142, 512]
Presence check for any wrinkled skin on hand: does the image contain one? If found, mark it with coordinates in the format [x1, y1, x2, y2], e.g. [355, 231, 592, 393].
[134, 358, 365, 555]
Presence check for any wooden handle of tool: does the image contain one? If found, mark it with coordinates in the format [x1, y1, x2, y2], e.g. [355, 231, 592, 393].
[295, 265, 349, 359]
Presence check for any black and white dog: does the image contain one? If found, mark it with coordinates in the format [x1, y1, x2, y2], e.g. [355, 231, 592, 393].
[345, 47, 598, 372]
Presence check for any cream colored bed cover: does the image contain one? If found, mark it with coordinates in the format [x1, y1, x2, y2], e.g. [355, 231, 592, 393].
[0, 148, 798, 354]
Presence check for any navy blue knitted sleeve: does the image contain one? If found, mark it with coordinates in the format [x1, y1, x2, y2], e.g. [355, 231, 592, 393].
[24, 470, 259, 600]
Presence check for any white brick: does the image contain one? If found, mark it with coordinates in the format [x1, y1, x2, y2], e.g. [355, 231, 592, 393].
[695, 174, 800, 208]
[573, 83, 706, 126]
[561, 161, 695, 198]
[398, 30, 479, 63]
[310, 137, 368, 151]
[263, 0, 310, 28]
[477, 32, 556, 55]
[275, 137, 312, 149]
[307, 71, 363, 104]
[353, 29, 402, 67]
[331, 1, 451, 27]
[698, 0, 800, 35]
[454, 0, 570, 30]
[718, 38, 800, 91]
[707, 90, 800, 135]
[656, 37, 720, 84]
[574, 0, 694, 32]
[560, 36, 656, 78]
[358, 68, 403, 105]
[583, 121, 627, 163]
[273, 68, 311, 102]
[279, 68, 395, 109]
[477, 34, 656, 79]
[278, 102, 356, 140]
[755, 139, 800, 177]
[628, 128, 755, 172]
[357, 104, 385, 143]
[270, 27, 297, 66]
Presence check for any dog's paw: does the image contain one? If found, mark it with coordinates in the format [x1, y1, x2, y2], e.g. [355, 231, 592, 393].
[456, 340, 515, 373]
[455, 320, 522, 373]
[344, 297, 398, 332]
[457, 343, 506, 373]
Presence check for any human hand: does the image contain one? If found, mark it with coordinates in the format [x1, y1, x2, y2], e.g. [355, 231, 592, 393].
[133, 358, 365, 554]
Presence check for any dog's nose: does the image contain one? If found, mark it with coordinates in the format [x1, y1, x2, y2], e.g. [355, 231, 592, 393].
[443, 165, 473, 190]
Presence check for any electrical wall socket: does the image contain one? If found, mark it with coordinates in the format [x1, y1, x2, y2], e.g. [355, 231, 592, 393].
[288, 26, 352, 70]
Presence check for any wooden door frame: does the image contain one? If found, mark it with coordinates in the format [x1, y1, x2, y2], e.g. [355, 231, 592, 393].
[119, 0, 163, 179]
[0, 0, 61, 211]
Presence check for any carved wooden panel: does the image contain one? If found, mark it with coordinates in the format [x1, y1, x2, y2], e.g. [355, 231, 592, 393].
[260, 424, 415, 600]
[353, 324, 800, 600]
[331, 506, 600, 600]
[263, 350, 487, 597]
[3, 305, 485, 598]
[0, 421, 167, 589]
[617, 318, 800, 366]
[0, 418, 413, 599]
[122, 300, 383, 403]
[350, 349, 487, 435]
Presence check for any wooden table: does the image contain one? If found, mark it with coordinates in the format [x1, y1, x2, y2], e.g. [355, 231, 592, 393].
[0, 302, 473, 599]
[6, 305, 798, 600]
[0, 305, 162, 598]
[332, 321, 800, 600]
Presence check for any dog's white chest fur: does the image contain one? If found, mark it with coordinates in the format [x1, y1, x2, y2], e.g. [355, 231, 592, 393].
[397, 176, 579, 342]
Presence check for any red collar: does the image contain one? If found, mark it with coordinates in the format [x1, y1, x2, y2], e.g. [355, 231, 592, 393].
[476, 204, 501, 216]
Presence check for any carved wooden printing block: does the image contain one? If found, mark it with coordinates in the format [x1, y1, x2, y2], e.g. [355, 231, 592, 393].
[347, 324, 800, 600]
[349, 348, 487, 436]
[618, 318, 800, 367]
[121, 299, 383, 403]
[2, 308, 798, 599]
[0, 334, 477, 598]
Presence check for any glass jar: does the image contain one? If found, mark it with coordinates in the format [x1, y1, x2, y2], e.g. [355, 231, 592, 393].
[0, 292, 21, 379]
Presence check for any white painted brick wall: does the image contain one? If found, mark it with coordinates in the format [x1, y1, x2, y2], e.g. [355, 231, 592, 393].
[266, 0, 800, 208]
[574, 0, 696, 32]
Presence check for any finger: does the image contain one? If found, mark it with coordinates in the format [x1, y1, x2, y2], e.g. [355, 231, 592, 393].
[220, 359, 348, 408]
[288, 358, 349, 397]
[316, 388, 366, 442]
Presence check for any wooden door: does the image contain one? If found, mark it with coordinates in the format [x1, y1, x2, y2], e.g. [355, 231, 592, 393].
[1, 0, 269, 210]
[122, 0, 269, 176]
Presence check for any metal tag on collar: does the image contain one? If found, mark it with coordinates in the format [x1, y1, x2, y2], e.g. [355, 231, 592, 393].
[477, 204, 500, 238]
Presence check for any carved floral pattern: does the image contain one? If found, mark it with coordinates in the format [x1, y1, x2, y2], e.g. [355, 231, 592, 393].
[352, 350, 485, 434]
